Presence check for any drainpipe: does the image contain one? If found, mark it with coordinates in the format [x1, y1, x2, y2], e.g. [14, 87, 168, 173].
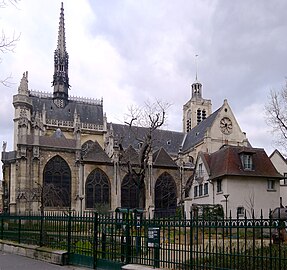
[209, 179, 215, 204]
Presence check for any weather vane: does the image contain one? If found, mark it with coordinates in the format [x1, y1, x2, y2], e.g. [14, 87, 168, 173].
[195, 54, 199, 81]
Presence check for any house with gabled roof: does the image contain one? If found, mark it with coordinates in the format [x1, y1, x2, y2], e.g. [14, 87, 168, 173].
[270, 149, 287, 206]
[185, 145, 282, 218]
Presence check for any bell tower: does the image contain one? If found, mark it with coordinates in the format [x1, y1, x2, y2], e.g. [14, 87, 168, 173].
[183, 57, 212, 132]
[52, 2, 70, 108]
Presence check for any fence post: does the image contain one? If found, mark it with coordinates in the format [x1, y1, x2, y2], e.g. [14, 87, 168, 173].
[67, 209, 72, 264]
[102, 227, 106, 259]
[125, 216, 131, 264]
[190, 210, 193, 269]
[93, 211, 98, 270]
[39, 213, 44, 246]
[0, 213, 3, 239]
[18, 216, 21, 243]
[154, 241, 160, 268]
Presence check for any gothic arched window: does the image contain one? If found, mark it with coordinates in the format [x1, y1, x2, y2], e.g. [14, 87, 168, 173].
[197, 109, 202, 124]
[155, 172, 177, 216]
[121, 173, 145, 209]
[43, 155, 71, 207]
[202, 109, 206, 120]
[186, 110, 192, 132]
[85, 169, 110, 209]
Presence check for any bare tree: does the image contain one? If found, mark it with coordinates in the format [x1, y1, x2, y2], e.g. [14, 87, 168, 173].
[119, 100, 170, 209]
[34, 182, 70, 215]
[245, 190, 255, 218]
[265, 83, 287, 152]
[0, 0, 18, 8]
[1, 0, 20, 86]
[17, 182, 69, 215]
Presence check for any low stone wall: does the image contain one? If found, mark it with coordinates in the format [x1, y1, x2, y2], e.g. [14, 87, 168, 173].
[0, 240, 68, 265]
[122, 264, 161, 270]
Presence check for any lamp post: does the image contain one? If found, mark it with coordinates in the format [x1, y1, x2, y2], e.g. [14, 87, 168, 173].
[223, 194, 230, 218]
[223, 194, 230, 236]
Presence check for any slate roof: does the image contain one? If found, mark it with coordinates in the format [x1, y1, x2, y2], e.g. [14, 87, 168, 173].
[1, 151, 17, 162]
[110, 123, 185, 156]
[181, 108, 221, 152]
[83, 141, 112, 163]
[30, 95, 104, 125]
[153, 148, 178, 168]
[120, 145, 140, 165]
[26, 134, 76, 149]
[203, 145, 283, 179]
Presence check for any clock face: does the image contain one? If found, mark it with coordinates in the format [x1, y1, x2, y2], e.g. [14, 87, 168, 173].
[220, 117, 233, 134]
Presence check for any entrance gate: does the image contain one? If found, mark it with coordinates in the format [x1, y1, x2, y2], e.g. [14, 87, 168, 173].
[69, 209, 144, 269]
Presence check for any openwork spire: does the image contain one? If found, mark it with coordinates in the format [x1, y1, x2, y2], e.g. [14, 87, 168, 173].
[57, 2, 66, 54]
[52, 2, 70, 108]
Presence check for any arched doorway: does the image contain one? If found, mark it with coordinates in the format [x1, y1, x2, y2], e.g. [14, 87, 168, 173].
[155, 172, 177, 217]
[121, 173, 145, 209]
[85, 168, 110, 210]
[43, 155, 71, 208]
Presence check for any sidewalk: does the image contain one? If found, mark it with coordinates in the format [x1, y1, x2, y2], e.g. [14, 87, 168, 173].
[0, 251, 91, 270]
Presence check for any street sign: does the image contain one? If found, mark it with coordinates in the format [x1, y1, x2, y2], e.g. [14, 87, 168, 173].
[147, 227, 160, 248]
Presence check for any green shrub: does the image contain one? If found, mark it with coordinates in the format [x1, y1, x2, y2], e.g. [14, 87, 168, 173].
[179, 245, 287, 270]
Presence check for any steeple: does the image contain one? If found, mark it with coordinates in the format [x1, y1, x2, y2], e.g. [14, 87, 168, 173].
[191, 80, 202, 99]
[52, 2, 69, 108]
[191, 55, 202, 99]
[182, 55, 212, 132]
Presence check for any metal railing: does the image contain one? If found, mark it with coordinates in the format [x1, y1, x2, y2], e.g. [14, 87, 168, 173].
[0, 210, 287, 269]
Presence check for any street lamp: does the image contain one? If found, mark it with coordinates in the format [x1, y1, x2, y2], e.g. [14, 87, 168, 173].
[223, 193, 230, 218]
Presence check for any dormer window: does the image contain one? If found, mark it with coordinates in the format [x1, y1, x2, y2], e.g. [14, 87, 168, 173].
[240, 154, 253, 170]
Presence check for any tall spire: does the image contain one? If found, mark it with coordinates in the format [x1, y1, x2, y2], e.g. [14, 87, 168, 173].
[52, 2, 70, 108]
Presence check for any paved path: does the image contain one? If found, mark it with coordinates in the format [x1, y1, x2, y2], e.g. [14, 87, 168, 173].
[0, 251, 91, 270]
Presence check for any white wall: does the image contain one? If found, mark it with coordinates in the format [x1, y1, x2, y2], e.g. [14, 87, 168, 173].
[216, 176, 279, 218]
[270, 151, 287, 206]
[186, 176, 280, 219]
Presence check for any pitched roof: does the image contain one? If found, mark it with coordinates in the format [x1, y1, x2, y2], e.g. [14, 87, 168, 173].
[153, 147, 178, 168]
[30, 95, 104, 125]
[27, 134, 76, 149]
[269, 149, 287, 164]
[203, 145, 283, 179]
[110, 123, 185, 156]
[120, 145, 140, 165]
[83, 141, 111, 163]
[181, 108, 221, 152]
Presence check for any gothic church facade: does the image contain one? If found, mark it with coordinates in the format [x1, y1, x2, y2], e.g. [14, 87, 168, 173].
[2, 3, 251, 216]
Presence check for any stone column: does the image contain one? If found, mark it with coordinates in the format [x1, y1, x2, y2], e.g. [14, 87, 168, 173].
[9, 163, 17, 214]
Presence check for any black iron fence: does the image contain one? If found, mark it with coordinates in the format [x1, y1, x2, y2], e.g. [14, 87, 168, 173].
[0, 210, 287, 269]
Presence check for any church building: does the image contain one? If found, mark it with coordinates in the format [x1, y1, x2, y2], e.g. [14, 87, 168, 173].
[2, 3, 278, 217]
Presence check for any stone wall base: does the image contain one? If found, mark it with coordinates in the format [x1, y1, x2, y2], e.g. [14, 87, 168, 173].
[122, 264, 161, 270]
[0, 240, 68, 265]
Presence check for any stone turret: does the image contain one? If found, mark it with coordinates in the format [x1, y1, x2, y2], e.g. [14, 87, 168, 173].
[13, 71, 32, 150]
[52, 2, 70, 108]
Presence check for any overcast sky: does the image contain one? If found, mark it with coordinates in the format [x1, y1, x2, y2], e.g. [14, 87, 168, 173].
[1, 0, 287, 156]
